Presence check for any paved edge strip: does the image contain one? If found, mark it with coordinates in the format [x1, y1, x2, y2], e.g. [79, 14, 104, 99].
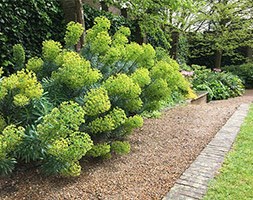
[162, 103, 250, 200]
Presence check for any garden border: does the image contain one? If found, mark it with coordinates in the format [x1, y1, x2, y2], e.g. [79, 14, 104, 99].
[163, 103, 250, 200]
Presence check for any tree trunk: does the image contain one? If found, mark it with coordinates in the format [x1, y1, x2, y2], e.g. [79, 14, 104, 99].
[120, 8, 127, 18]
[135, 22, 145, 44]
[246, 46, 253, 61]
[214, 50, 222, 69]
[170, 30, 180, 60]
[100, 1, 108, 11]
[61, 0, 85, 51]
[75, 0, 85, 51]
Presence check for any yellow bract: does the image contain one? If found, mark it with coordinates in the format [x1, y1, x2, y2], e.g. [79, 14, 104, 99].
[0, 69, 43, 106]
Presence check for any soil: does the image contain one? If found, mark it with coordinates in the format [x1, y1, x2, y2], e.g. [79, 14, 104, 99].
[1, 90, 253, 200]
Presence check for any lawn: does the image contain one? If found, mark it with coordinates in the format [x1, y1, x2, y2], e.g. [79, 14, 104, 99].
[204, 104, 253, 200]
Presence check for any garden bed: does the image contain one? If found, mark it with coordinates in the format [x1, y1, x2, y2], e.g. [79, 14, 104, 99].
[1, 91, 253, 200]
[191, 91, 208, 104]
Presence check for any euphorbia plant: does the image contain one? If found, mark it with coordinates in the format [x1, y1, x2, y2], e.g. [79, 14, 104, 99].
[0, 17, 195, 176]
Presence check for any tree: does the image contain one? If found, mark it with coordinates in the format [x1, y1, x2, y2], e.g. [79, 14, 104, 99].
[96, 0, 193, 49]
[189, 0, 253, 68]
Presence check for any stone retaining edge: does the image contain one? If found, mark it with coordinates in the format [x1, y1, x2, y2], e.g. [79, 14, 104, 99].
[162, 103, 250, 200]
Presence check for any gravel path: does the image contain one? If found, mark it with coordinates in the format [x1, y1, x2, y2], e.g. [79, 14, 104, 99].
[1, 91, 253, 200]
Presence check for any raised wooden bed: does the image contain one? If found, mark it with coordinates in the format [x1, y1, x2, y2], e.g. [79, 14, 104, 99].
[191, 91, 208, 105]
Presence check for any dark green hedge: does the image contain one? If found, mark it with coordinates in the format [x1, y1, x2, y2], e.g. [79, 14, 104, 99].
[0, 0, 65, 71]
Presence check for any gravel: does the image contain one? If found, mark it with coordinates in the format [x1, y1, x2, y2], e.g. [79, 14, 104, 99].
[1, 90, 253, 200]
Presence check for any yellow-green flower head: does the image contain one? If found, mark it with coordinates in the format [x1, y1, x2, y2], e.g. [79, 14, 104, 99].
[93, 16, 111, 32]
[2, 73, 18, 90]
[86, 143, 111, 157]
[100, 47, 121, 65]
[103, 74, 141, 99]
[61, 161, 82, 177]
[164, 57, 180, 71]
[131, 68, 151, 88]
[90, 31, 112, 55]
[42, 40, 62, 62]
[1, 124, 25, 152]
[0, 85, 8, 100]
[124, 42, 144, 62]
[47, 138, 69, 158]
[138, 44, 156, 68]
[83, 88, 111, 116]
[112, 26, 130, 46]
[26, 57, 44, 72]
[13, 94, 30, 106]
[111, 141, 130, 155]
[38, 101, 85, 141]
[146, 79, 171, 101]
[123, 97, 143, 112]
[64, 21, 84, 47]
[125, 115, 143, 129]
[52, 51, 101, 89]
[47, 131, 93, 177]
[86, 17, 111, 44]
[89, 108, 127, 134]
[0, 67, 4, 77]
[1, 69, 43, 106]
[151, 60, 174, 80]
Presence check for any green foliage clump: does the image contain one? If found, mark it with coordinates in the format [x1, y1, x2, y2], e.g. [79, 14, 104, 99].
[13, 44, 25, 70]
[0, 69, 43, 106]
[111, 141, 131, 155]
[223, 62, 253, 89]
[123, 115, 144, 134]
[26, 57, 44, 72]
[83, 88, 111, 116]
[191, 65, 244, 100]
[83, 3, 135, 40]
[103, 74, 142, 112]
[38, 101, 85, 141]
[64, 22, 84, 48]
[37, 101, 93, 176]
[42, 40, 62, 62]
[131, 68, 151, 88]
[0, 125, 25, 175]
[86, 17, 112, 55]
[89, 108, 127, 134]
[86, 143, 111, 158]
[0, 16, 194, 176]
[52, 51, 101, 89]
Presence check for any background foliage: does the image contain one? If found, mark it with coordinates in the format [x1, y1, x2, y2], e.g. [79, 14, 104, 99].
[190, 65, 244, 100]
[0, 0, 65, 71]
[223, 62, 253, 89]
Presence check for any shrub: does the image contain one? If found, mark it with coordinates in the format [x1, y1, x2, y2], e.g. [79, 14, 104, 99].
[0, 17, 194, 176]
[111, 141, 131, 155]
[223, 62, 253, 89]
[191, 65, 244, 100]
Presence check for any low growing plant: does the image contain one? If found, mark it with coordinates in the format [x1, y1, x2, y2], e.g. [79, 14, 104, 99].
[0, 17, 195, 176]
[223, 62, 253, 89]
[191, 65, 244, 101]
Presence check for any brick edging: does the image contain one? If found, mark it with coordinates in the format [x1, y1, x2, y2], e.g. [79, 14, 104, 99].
[163, 103, 250, 200]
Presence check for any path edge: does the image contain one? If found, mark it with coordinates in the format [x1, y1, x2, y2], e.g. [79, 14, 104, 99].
[162, 103, 250, 200]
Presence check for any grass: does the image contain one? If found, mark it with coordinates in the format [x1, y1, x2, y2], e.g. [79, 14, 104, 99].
[204, 104, 253, 200]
